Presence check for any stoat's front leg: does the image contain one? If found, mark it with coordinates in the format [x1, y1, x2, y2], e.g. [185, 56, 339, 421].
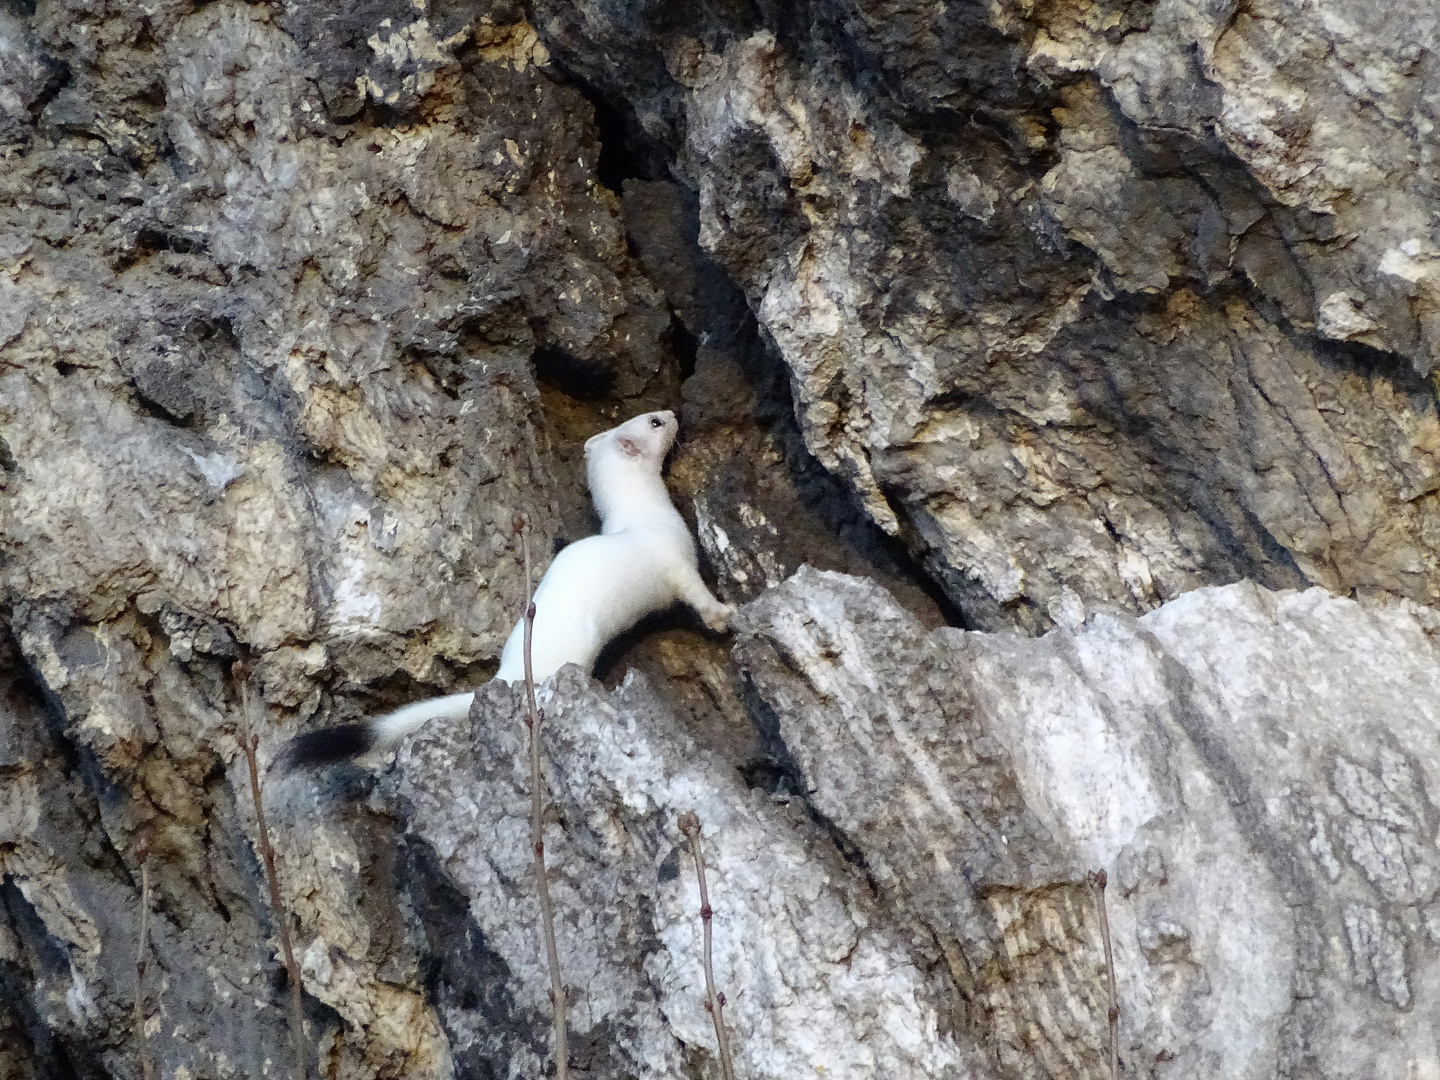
[674, 563, 736, 632]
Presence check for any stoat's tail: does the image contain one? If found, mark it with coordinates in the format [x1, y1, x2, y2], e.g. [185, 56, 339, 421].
[282, 691, 476, 768]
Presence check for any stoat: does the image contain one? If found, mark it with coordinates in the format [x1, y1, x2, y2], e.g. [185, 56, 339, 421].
[285, 410, 733, 766]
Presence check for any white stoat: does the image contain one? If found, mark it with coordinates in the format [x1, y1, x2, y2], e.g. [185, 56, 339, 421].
[286, 409, 733, 766]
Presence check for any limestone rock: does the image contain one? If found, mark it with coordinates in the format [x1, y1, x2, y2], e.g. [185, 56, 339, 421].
[736, 568, 1440, 1078]
[533, 0, 1440, 630]
[4, 0, 1440, 1077]
[389, 671, 979, 1079]
[0, 2, 674, 1076]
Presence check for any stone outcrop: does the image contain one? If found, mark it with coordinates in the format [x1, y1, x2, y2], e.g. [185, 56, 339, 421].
[534, 0, 1440, 631]
[738, 569, 1440, 1079]
[3, 1, 1438, 1078]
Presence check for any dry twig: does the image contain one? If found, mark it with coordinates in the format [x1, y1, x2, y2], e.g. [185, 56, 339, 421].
[237, 664, 308, 1080]
[133, 842, 155, 1080]
[518, 516, 569, 1080]
[678, 811, 736, 1080]
[1087, 869, 1118, 1080]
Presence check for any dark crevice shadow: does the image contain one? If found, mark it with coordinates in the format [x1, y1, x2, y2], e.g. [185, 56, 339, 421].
[559, 69, 673, 192]
[531, 344, 618, 400]
[399, 836, 542, 1075]
[698, 255, 972, 628]
[1, 880, 106, 1080]
[592, 605, 712, 686]
[738, 679, 882, 897]
[1305, 334, 1434, 402]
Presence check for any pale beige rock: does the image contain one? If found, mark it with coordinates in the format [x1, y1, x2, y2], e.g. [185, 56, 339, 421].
[6, 0, 1440, 1076]
[531, 0, 1440, 629]
[737, 568, 1440, 1079]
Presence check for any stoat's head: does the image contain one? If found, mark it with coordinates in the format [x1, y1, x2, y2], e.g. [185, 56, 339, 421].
[584, 410, 677, 471]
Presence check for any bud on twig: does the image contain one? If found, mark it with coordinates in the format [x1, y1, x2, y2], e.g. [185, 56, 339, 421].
[679, 811, 737, 1080]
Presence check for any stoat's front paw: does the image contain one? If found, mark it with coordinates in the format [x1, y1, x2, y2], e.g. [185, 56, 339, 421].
[703, 603, 737, 633]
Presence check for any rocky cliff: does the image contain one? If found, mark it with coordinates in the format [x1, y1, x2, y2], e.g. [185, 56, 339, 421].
[2, 1, 1437, 1078]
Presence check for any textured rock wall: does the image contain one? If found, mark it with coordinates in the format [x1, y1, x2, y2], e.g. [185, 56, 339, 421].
[3, 0, 1439, 1078]
[736, 570, 1440, 1079]
[0, 2, 679, 1076]
[388, 671, 980, 1079]
[533, 0, 1440, 631]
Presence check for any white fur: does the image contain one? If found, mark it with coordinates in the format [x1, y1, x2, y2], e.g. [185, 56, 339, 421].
[373, 410, 732, 748]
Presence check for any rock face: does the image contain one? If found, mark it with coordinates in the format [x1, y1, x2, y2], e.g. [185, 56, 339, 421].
[3, 1, 1439, 1078]
[0, 2, 678, 1076]
[388, 671, 976, 1080]
[534, 0, 1440, 631]
[738, 569, 1440, 1079]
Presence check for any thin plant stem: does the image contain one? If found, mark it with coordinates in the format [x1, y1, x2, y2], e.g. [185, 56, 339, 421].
[238, 666, 308, 1080]
[518, 517, 568, 1080]
[133, 846, 154, 1080]
[1088, 869, 1118, 1080]
[678, 811, 736, 1080]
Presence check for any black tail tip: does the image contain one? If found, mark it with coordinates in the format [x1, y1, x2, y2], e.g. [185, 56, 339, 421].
[279, 723, 377, 769]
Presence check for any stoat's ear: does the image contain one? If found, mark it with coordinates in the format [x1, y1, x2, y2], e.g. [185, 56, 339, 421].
[616, 435, 642, 458]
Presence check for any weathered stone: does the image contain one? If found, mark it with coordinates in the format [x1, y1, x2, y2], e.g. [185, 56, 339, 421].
[0, 2, 681, 1075]
[5, 0, 1440, 1077]
[532, 0, 1440, 630]
[389, 670, 979, 1079]
[737, 568, 1440, 1078]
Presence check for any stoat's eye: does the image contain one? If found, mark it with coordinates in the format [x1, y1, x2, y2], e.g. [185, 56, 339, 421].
[648, 416, 664, 428]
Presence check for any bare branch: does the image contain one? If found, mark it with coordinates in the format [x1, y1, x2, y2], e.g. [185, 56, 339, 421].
[678, 811, 736, 1080]
[237, 664, 309, 1080]
[1088, 869, 1119, 1080]
[133, 843, 154, 1080]
[518, 516, 569, 1080]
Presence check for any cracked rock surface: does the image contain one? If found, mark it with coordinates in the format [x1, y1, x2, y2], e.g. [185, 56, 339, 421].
[3, 0, 1440, 1078]
[390, 671, 979, 1079]
[534, 0, 1440, 630]
[737, 569, 1440, 1079]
